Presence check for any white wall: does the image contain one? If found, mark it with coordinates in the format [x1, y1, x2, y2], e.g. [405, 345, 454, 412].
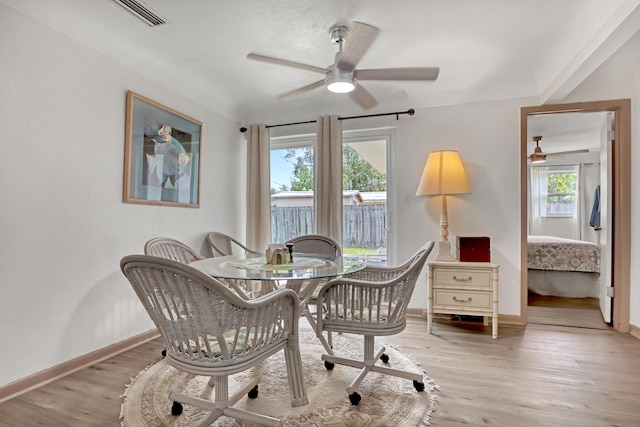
[271, 99, 524, 316]
[559, 30, 640, 328]
[0, 7, 245, 387]
[393, 100, 523, 315]
[633, 65, 640, 329]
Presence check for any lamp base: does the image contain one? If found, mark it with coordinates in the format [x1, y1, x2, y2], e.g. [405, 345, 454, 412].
[434, 240, 455, 261]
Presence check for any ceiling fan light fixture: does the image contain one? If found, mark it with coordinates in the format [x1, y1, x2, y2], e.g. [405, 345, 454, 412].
[327, 77, 355, 93]
[247, 21, 439, 109]
[530, 152, 547, 163]
[326, 65, 355, 93]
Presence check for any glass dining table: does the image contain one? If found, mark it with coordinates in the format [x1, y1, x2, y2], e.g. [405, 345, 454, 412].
[190, 252, 366, 283]
[190, 253, 367, 352]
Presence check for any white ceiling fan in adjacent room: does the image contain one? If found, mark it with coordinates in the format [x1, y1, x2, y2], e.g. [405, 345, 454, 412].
[529, 135, 589, 163]
[246, 21, 440, 110]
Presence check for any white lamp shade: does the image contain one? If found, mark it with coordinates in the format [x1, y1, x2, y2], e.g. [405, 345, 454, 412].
[416, 150, 470, 196]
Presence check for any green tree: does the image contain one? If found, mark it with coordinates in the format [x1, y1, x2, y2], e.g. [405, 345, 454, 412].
[286, 146, 386, 192]
[547, 172, 577, 203]
[286, 148, 313, 191]
[342, 146, 386, 191]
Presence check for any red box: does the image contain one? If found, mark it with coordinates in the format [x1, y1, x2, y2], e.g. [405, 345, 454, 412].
[457, 237, 490, 262]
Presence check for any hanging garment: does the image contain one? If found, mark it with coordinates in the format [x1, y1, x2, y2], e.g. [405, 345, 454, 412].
[589, 185, 601, 230]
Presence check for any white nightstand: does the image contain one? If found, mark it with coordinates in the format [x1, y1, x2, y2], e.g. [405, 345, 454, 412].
[426, 260, 500, 339]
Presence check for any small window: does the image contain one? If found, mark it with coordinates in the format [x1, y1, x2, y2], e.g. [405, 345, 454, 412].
[531, 165, 578, 218]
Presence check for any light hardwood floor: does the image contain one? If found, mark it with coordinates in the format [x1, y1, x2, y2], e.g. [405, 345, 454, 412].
[1, 316, 639, 426]
[527, 293, 611, 330]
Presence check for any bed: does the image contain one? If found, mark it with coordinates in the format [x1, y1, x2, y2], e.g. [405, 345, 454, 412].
[527, 235, 600, 298]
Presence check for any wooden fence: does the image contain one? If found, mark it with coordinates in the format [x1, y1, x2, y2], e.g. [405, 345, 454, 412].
[271, 204, 387, 248]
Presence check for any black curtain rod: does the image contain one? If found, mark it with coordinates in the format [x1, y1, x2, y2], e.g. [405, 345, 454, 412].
[239, 108, 415, 133]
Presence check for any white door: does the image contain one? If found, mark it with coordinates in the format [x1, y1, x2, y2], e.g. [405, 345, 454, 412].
[342, 129, 393, 265]
[599, 112, 614, 323]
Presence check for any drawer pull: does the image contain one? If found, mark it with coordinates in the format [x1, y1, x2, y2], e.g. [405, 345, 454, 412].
[452, 296, 472, 303]
[452, 275, 473, 282]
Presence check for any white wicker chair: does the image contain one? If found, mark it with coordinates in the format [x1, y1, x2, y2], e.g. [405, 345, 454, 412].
[316, 241, 434, 405]
[144, 237, 205, 264]
[285, 234, 342, 259]
[206, 232, 274, 298]
[284, 234, 342, 346]
[206, 231, 259, 257]
[120, 255, 308, 426]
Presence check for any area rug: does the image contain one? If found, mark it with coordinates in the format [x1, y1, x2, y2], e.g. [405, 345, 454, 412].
[121, 327, 437, 426]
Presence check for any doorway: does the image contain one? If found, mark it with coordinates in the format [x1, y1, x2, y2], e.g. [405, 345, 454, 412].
[520, 99, 631, 332]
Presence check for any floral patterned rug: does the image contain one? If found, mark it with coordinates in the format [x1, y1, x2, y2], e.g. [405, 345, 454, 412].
[121, 327, 437, 426]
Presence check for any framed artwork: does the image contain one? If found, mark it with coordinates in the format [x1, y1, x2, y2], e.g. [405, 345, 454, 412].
[123, 91, 202, 207]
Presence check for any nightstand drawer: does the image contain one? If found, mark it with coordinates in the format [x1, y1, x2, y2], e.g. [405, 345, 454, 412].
[434, 269, 491, 287]
[427, 260, 500, 338]
[433, 289, 492, 309]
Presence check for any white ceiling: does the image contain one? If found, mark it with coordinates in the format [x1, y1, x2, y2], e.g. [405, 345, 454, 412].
[3, 0, 640, 125]
[527, 112, 608, 155]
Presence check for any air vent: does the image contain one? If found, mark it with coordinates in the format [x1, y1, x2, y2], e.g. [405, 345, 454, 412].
[111, 0, 167, 27]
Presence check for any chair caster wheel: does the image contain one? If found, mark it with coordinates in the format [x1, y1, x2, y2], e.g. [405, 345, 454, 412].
[161, 349, 167, 358]
[413, 380, 425, 392]
[380, 353, 389, 363]
[171, 401, 183, 415]
[247, 385, 259, 399]
[324, 361, 335, 370]
[348, 392, 361, 405]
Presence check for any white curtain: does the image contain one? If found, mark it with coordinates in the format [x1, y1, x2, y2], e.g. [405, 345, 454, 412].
[314, 115, 343, 245]
[245, 124, 271, 251]
[578, 163, 587, 239]
[530, 166, 548, 234]
[569, 164, 581, 239]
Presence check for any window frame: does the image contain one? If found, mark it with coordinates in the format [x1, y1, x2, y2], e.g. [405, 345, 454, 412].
[269, 127, 397, 264]
[531, 165, 579, 218]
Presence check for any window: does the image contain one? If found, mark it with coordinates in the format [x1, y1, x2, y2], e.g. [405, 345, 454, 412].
[530, 165, 579, 217]
[270, 128, 395, 265]
[342, 131, 390, 265]
[270, 134, 315, 243]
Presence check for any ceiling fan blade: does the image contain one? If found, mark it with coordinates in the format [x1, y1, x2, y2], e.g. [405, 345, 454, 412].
[355, 67, 440, 81]
[547, 149, 590, 156]
[247, 53, 327, 74]
[337, 21, 380, 72]
[277, 80, 325, 101]
[349, 84, 378, 110]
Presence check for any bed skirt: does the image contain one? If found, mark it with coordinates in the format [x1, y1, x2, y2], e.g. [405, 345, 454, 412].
[528, 269, 600, 298]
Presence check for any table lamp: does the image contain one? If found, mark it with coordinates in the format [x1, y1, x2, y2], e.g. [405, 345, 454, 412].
[416, 150, 470, 261]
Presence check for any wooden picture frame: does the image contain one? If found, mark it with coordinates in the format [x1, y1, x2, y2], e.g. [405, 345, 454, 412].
[123, 91, 202, 207]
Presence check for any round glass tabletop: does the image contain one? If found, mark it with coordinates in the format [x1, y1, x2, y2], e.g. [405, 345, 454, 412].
[190, 253, 366, 281]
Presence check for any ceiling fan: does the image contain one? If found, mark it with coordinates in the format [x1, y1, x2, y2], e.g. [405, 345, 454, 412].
[529, 135, 589, 163]
[246, 21, 440, 110]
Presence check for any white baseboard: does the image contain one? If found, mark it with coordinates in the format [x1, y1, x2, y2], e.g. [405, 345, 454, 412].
[630, 323, 640, 341]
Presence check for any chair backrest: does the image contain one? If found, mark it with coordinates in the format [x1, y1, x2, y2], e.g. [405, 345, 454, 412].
[285, 234, 342, 258]
[319, 241, 434, 330]
[206, 232, 258, 257]
[120, 255, 298, 369]
[144, 237, 205, 264]
[400, 240, 435, 292]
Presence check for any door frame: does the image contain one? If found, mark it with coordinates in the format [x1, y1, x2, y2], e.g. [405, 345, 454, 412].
[520, 99, 631, 332]
[343, 127, 396, 265]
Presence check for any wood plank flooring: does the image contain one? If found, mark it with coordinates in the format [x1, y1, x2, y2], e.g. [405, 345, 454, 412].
[527, 293, 611, 330]
[1, 317, 639, 426]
